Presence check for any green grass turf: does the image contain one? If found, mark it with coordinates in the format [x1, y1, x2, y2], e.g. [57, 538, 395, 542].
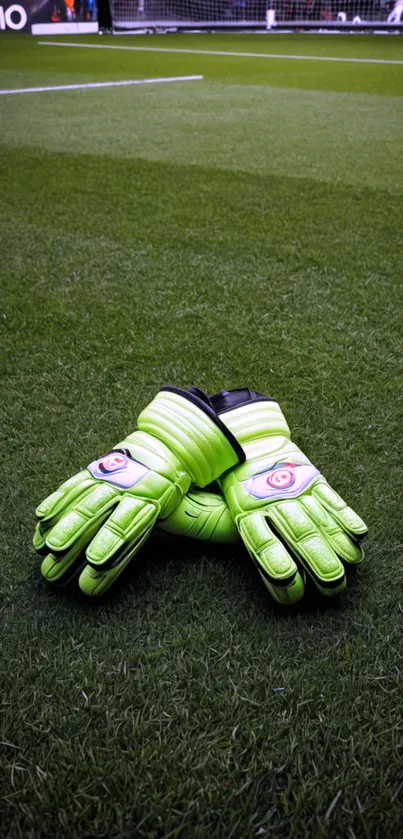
[1, 31, 403, 839]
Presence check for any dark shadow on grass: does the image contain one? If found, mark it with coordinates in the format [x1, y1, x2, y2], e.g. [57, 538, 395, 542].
[4, 146, 402, 266]
[33, 528, 365, 627]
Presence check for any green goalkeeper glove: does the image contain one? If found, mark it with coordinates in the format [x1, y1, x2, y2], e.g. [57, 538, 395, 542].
[33, 387, 244, 596]
[159, 487, 238, 543]
[208, 389, 367, 605]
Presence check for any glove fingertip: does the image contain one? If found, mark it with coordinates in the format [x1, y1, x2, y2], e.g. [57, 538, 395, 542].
[35, 490, 64, 520]
[78, 565, 106, 596]
[259, 569, 305, 605]
[33, 524, 47, 552]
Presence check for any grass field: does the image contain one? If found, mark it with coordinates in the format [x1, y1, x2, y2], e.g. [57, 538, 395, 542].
[1, 31, 403, 839]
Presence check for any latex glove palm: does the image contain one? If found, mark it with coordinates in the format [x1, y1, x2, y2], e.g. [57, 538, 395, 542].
[34, 387, 243, 596]
[209, 389, 367, 605]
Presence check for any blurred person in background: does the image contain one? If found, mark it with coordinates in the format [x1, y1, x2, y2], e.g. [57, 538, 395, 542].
[388, 0, 403, 20]
[64, 0, 75, 18]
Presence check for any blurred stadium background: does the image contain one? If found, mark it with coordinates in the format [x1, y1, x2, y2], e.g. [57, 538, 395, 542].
[1, 22, 402, 839]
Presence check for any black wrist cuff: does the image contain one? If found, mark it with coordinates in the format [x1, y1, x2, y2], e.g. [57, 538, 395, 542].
[209, 388, 277, 415]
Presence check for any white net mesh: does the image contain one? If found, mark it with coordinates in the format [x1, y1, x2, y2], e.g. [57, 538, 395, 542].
[110, 0, 403, 30]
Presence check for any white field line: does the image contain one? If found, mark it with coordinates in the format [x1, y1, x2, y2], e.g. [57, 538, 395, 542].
[0, 75, 203, 96]
[36, 40, 403, 66]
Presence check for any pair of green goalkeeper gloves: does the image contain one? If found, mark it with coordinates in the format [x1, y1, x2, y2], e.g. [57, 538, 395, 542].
[34, 387, 367, 605]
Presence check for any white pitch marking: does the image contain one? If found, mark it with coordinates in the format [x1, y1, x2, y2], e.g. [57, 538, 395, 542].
[36, 40, 403, 66]
[0, 75, 204, 96]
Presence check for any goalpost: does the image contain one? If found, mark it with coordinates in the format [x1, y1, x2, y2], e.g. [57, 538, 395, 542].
[109, 0, 403, 32]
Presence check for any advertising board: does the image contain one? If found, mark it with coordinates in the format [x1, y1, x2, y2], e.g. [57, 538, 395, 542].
[0, 0, 98, 32]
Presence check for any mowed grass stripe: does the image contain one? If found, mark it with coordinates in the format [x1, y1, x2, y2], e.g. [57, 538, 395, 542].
[37, 40, 403, 65]
[2, 82, 402, 193]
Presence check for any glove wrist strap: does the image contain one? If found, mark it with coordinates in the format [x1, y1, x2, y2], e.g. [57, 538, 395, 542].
[137, 387, 245, 487]
[210, 389, 291, 448]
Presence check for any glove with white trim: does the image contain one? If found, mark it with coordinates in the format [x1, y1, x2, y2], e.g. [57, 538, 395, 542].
[33, 387, 244, 596]
[209, 388, 368, 605]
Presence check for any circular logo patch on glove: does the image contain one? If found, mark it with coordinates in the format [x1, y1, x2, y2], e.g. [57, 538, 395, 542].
[99, 452, 128, 473]
[266, 468, 295, 489]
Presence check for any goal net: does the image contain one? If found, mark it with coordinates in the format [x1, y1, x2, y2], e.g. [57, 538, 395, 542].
[110, 0, 403, 31]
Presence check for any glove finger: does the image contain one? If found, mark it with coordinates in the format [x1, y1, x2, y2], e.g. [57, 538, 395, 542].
[300, 495, 364, 565]
[312, 479, 368, 541]
[79, 497, 159, 596]
[35, 470, 94, 522]
[78, 521, 152, 597]
[239, 513, 305, 604]
[42, 499, 151, 591]
[40, 485, 120, 584]
[45, 483, 120, 553]
[159, 489, 239, 543]
[85, 496, 159, 569]
[267, 499, 346, 597]
[34, 471, 96, 549]
[41, 545, 87, 586]
[33, 521, 49, 553]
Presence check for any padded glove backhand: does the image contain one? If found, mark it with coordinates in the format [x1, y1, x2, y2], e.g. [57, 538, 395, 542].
[159, 488, 239, 543]
[210, 389, 368, 605]
[33, 387, 244, 596]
